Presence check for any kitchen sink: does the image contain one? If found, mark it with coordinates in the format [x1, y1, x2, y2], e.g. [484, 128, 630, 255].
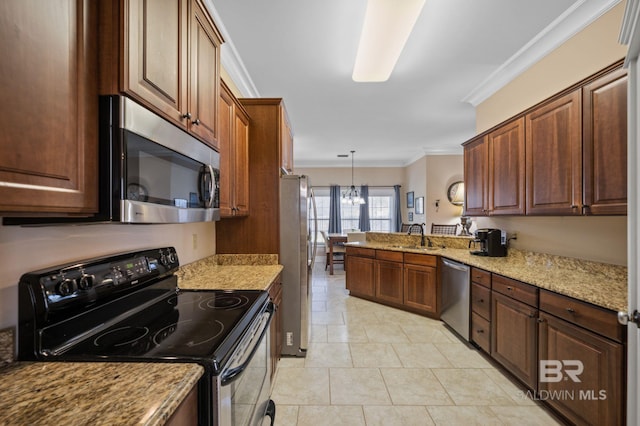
[390, 245, 440, 251]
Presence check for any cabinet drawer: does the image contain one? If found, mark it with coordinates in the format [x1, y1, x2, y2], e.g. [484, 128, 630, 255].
[404, 253, 437, 267]
[376, 250, 404, 262]
[346, 246, 375, 258]
[539, 290, 623, 342]
[471, 268, 491, 288]
[471, 283, 491, 320]
[471, 312, 491, 353]
[492, 274, 538, 307]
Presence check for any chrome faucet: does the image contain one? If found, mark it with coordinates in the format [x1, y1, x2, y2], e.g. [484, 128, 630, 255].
[407, 223, 427, 247]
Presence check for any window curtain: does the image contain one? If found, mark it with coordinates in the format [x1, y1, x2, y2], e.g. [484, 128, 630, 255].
[328, 185, 342, 233]
[358, 185, 370, 231]
[392, 185, 402, 232]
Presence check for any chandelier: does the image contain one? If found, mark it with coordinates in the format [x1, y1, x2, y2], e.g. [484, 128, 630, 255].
[342, 150, 365, 205]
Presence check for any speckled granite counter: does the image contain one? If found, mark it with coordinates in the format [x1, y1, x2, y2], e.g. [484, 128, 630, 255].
[0, 362, 203, 426]
[348, 233, 628, 312]
[176, 254, 283, 291]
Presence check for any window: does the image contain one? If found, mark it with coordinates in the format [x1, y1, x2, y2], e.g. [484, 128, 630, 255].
[312, 186, 395, 243]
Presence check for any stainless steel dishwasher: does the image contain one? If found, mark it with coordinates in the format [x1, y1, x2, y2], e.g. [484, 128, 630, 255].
[441, 258, 471, 341]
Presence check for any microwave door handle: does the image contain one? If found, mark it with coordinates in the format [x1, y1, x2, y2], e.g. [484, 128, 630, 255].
[199, 165, 214, 208]
[205, 164, 215, 208]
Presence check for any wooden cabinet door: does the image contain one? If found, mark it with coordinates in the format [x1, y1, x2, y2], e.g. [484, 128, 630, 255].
[218, 85, 234, 217]
[525, 89, 582, 215]
[187, 0, 221, 149]
[219, 82, 250, 218]
[538, 312, 624, 426]
[403, 264, 438, 315]
[491, 292, 538, 389]
[375, 260, 404, 305]
[0, 0, 98, 214]
[488, 117, 525, 215]
[346, 256, 375, 298]
[463, 135, 488, 216]
[125, 0, 188, 126]
[233, 106, 250, 216]
[583, 68, 627, 215]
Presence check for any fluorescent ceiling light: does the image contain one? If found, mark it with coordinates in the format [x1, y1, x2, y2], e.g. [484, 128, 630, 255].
[352, 0, 426, 82]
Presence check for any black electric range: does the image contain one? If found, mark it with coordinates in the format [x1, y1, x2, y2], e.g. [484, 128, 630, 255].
[18, 247, 275, 425]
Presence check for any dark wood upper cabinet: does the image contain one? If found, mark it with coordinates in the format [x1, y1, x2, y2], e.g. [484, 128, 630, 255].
[101, 0, 222, 150]
[582, 68, 628, 215]
[463, 135, 488, 216]
[218, 81, 250, 217]
[0, 0, 98, 214]
[488, 117, 526, 215]
[525, 89, 583, 215]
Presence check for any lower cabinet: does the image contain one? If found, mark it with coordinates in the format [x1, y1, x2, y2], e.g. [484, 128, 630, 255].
[491, 291, 539, 389]
[403, 264, 438, 314]
[268, 277, 282, 382]
[345, 247, 438, 317]
[345, 249, 375, 298]
[375, 250, 404, 305]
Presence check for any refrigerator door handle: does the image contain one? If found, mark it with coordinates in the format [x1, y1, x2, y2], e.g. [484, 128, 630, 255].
[309, 188, 318, 269]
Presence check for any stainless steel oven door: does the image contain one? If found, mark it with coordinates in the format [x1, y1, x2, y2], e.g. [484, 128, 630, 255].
[216, 305, 274, 426]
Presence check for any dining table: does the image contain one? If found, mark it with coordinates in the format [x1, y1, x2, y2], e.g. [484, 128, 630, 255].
[327, 233, 348, 275]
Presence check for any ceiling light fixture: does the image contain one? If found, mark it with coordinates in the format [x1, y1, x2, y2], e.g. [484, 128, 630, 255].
[352, 0, 426, 82]
[342, 150, 365, 205]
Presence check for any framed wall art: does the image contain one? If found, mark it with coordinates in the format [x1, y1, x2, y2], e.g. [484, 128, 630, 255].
[415, 197, 424, 214]
[406, 191, 414, 208]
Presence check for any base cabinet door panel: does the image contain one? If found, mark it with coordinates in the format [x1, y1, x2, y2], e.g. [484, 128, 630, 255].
[538, 312, 624, 426]
[491, 292, 538, 389]
[346, 256, 375, 298]
[403, 264, 438, 315]
[375, 260, 403, 305]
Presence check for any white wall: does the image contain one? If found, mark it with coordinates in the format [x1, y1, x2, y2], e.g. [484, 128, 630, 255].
[294, 166, 404, 187]
[0, 222, 216, 329]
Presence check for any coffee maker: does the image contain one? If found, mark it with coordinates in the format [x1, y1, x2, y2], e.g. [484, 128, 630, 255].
[470, 228, 507, 257]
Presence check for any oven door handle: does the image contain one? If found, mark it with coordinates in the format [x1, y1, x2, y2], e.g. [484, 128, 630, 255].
[221, 302, 274, 386]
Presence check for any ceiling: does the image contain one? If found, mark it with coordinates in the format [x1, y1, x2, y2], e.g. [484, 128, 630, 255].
[207, 0, 620, 167]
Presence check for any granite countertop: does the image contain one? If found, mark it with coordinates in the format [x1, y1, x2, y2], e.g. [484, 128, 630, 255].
[347, 233, 628, 312]
[0, 362, 203, 426]
[176, 254, 283, 291]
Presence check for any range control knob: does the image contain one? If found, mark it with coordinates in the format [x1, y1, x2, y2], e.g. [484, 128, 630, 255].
[167, 252, 177, 264]
[78, 274, 95, 290]
[58, 278, 77, 296]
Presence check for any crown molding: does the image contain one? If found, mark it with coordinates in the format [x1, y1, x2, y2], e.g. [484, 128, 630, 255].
[620, 0, 640, 65]
[462, 0, 622, 107]
[203, 0, 260, 97]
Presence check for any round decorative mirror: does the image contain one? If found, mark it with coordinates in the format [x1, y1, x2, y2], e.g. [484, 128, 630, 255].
[447, 181, 464, 206]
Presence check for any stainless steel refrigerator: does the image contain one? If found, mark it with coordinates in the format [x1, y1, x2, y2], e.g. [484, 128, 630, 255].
[279, 175, 317, 357]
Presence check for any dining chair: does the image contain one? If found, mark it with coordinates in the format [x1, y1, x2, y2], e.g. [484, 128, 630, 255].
[320, 231, 346, 270]
[430, 224, 458, 235]
[400, 223, 411, 232]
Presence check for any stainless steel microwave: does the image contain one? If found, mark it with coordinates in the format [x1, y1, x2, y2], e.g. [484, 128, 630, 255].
[100, 95, 220, 223]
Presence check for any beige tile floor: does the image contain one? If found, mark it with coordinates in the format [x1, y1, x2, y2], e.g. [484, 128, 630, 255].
[270, 259, 564, 425]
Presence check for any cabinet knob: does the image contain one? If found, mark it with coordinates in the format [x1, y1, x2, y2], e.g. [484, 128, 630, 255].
[506, 286, 513, 291]
[477, 329, 484, 333]
[528, 312, 536, 319]
[566, 307, 576, 314]
[182, 112, 192, 119]
[537, 318, 545, 323]
[570, 205, 578, 209]
[193, 119, 201, 125]
[479, 298, 484, 303]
